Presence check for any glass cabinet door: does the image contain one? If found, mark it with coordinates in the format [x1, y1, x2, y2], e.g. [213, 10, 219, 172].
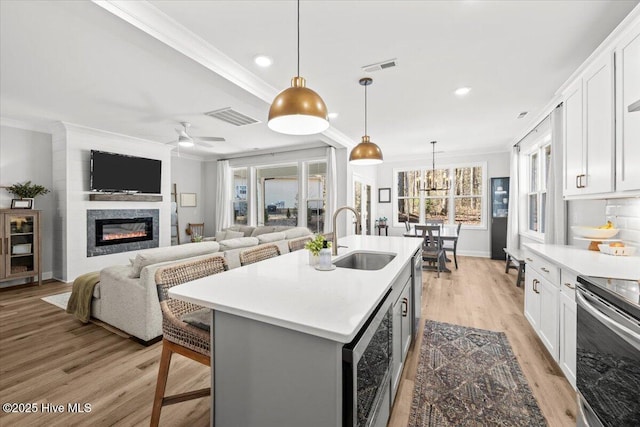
[491, 178, 510, 218]
[7, 214, 36, 275]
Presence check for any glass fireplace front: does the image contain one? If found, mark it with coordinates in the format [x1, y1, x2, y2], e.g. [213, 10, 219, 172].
[95, 217, 153, 246]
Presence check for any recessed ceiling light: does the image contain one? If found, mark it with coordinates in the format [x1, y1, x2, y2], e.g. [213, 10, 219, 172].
[328, 112, 339, 120]
[454, 87, 471, 96]
[254, 55, 273, 67]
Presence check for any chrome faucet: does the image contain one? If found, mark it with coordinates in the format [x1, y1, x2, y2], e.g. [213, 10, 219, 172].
[331, 206, 361, 256]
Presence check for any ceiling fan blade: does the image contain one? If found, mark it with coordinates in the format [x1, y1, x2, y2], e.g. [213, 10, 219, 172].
[194, 136, 226, 142]
[196, 141, 216, 148]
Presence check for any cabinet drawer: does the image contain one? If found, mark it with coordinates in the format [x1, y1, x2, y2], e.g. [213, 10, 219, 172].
[524, 251, 560, 285]
[560, 268, 578, 301]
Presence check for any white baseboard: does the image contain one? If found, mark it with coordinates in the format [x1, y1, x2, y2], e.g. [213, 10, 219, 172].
[456, 250, 490, 258]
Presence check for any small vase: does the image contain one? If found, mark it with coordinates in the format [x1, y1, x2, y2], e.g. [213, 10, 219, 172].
[308, 251, 319, 266]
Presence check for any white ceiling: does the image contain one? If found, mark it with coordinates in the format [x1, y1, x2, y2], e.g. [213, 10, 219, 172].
[1, 0, 638, 160]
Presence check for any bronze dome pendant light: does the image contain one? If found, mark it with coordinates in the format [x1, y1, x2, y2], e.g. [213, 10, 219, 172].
[349, 77, 383, 165]
[268, 0, 329, 135]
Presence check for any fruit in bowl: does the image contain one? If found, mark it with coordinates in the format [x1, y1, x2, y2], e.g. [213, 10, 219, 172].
[572, 222, 619, 239]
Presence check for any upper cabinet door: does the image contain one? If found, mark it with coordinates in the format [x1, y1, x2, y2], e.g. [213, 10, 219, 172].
[616, 23, 640, 192]
[582, 53, 615, 195]
[563, 80, 584, 197]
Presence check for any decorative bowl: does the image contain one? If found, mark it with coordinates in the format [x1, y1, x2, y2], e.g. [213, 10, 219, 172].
[598, 244, 636, 256]
[571, 226, 619, 239]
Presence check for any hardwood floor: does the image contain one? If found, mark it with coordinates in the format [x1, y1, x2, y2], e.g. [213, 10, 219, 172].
[0, 257, 576, 427]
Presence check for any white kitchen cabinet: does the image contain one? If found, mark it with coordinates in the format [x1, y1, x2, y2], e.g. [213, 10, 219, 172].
[563, 53, 615, 197]
[537, 275, 559, 360]
[524, 268, 541, 331]
[559, 290, 577, 389]
[615, 21, 640, 192]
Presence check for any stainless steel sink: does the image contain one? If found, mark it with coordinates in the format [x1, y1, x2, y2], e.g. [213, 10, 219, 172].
[333, 251, 396, 271]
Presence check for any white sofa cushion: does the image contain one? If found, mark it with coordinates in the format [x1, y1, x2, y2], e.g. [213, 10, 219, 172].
[219, 236, 260, 251]
[130, 241, 220, 278]
[215, 229, 244, 241]
[225, 225, 256, 237]
[284, 227, 313, 239]
[257, 231, 286, 244]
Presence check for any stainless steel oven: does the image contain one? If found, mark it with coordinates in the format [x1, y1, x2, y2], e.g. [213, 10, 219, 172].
[575, 276, 640, 427]
[343, 289, 393, 427]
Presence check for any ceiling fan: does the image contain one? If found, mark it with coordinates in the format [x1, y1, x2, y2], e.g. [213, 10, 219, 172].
[169, 122, 225, 148]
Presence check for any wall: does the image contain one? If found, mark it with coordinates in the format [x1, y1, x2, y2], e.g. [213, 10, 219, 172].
[171, 154, 205, 244]
[0, 125, 55, 285]
[375, 151, 511, 257]
[52, 122, 172, 281]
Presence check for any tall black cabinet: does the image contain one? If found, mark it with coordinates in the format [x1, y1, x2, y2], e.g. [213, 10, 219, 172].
[490, 177, 510, 260]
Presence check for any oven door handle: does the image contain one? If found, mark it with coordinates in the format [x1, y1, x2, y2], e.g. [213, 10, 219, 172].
[576, 289, 640, 352]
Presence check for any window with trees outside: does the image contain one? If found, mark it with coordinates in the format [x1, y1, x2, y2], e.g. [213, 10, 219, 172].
[527, 140, 551, 236]
[395, 163, 485, 227]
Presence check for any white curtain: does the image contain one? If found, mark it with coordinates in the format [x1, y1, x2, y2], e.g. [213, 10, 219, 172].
[324, 147, 338, 234]
[544, 105, 567, 245]
[215, 160, 232, 232]
[506, 146, 520, 250]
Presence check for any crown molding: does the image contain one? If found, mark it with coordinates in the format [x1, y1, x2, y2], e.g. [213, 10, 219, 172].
[92, 0, 354, 149]
[0, 117, 53, 134]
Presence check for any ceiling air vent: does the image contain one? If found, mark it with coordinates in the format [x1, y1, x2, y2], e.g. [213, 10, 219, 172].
[205, 107, 260, 126]
[361, 58, 397, 73]
[517, 112, 528, 119]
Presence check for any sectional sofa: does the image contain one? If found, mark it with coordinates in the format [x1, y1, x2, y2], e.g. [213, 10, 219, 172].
[90, 226, 313, 343]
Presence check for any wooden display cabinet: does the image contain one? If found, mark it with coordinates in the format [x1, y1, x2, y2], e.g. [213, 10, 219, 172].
[0, 209, 41, 285]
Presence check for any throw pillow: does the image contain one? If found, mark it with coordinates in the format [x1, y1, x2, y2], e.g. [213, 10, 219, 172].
[284, 227, 313, 240]
[257, 232, 286, 244]
[225, 230, 244, 239]
[215, 230, 227, 241]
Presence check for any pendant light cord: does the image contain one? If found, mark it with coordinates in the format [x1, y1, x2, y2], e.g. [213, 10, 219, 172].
[297, 0, 300, 77]
[364, 84, 368, 135]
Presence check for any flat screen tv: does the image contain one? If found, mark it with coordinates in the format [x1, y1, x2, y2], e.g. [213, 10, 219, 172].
[90, 150, 162, 194]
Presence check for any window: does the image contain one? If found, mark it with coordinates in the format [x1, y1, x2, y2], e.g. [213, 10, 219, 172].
[232, 168, 248, 225]
[306, 162, 326, 233]
[394, 163, 486, 227]
[526, 140, 551, 236]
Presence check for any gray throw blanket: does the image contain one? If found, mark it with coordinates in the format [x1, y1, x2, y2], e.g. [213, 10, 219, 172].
[66, 271, 101, 323]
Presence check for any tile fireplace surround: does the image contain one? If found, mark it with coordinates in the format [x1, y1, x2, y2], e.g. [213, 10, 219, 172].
[87, 209, 159, 257]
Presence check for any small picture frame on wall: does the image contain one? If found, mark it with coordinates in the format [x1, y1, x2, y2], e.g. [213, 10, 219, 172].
[180, 193, 197, 207]
[11, 198, 33, 209]
[378, 188, 391, 203]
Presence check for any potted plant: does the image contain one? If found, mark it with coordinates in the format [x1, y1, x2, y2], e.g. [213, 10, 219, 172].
[304, 234, 331, 265]
[5, 181, 50, 209]
[378, 216, 388, 227]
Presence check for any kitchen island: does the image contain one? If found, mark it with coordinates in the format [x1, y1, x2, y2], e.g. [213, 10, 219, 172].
[169, 235, 422, 427]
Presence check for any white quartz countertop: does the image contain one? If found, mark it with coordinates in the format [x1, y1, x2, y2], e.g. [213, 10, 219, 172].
[523, 243, 640, 280]
[169, 235, 422, 343]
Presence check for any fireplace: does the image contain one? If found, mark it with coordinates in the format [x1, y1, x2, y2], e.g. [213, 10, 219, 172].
[87, 209, 159, 257]
[95, 217, 153, 246]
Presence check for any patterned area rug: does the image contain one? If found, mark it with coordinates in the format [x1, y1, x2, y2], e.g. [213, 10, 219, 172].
[408, 320, 546, 426]
[41, 292, 71, 310]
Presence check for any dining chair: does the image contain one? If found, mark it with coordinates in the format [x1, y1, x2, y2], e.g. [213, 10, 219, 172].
[151, 255, 228, 427]
[416, 225, 445, 277]
[288, 236, 312, 252]
[186, 223, 205, 241]
[442, 222, 462, 269]
[239, 244, 281, 266]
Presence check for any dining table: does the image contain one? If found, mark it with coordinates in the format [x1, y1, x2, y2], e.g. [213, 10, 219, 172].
[403, 224, 459, 273]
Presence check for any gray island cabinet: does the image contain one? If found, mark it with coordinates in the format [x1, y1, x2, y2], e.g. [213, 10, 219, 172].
[169, 235, 422, 427]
